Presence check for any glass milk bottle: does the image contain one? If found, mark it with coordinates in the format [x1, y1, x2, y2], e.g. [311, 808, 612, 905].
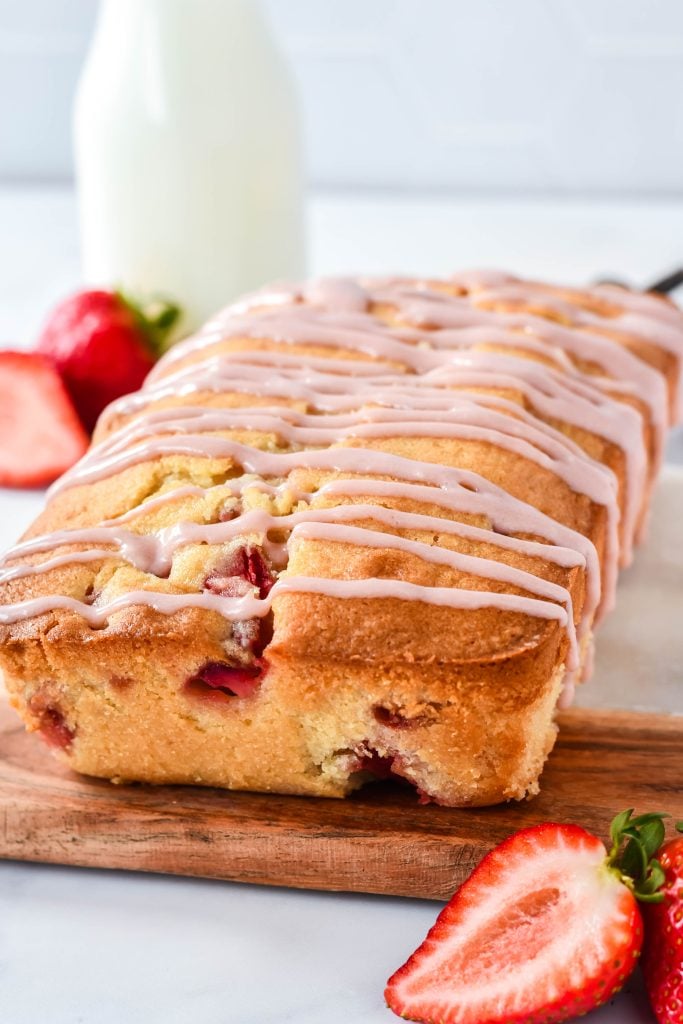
[74, 0, 305, 333]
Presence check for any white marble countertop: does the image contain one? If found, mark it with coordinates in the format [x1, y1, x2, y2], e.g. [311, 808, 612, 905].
[1, 186, 681, 1023]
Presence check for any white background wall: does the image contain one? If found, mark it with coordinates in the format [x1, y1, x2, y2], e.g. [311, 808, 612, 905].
[2, 0, 683, 194]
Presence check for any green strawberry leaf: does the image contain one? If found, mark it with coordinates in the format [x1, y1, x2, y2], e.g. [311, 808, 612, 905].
[610, 808, 634, 853]
[635, 891, 666, 904]
[116, 290, 183, 356]
[639, 818, 666, 859]
[620, 836, 647, 882]
[607, 808, 671, 901]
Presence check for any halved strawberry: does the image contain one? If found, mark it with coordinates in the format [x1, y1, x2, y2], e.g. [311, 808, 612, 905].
[642, 823, 683, 1023]
[385, 810, 670, 1024]
[0, 351, 89, 487]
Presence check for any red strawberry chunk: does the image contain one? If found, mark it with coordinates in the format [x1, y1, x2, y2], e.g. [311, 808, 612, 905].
[352, 744, 416, 785]
[386, 822, 642, 1024]
[205, 546, 274, 601]
[203, 546, 275, 658]
[0, 351, 89, 487]
[357, 751, 395, 779]
[245, 547, 275, 597]
[40, 707, 75, 749]
[186, 659, 267, 699]
[219, 504, 239, 522]
[351, 744, 434, 803]
[28, 697, 75, 750]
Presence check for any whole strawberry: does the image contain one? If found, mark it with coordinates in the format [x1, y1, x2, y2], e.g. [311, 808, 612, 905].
[643, 823, 683, 1023]
[385, 809, 670, 1024]
[37, 290, 179, 431]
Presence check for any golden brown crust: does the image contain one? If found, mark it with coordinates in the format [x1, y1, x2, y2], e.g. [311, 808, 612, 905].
[0, 272, 679, 805]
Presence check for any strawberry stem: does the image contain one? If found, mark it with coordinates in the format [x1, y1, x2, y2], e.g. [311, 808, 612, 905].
[116, 290, 182, 356]
[606, 808, 671, 903]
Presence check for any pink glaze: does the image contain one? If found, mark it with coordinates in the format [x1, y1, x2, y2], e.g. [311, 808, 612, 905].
[0, 498, 589, 610]
[0, 549, 121, 585]
[103, 343, 646, 562]
[0, 527, 171, 579]
[0, 502, 582, 662]
[467, 280, 683, 417]
[149, 298, 665, 494]
[269, 270, 677, 402]
[287, 520, 578, 667]
[47, 436, 604, 561]
[141, 304, 653, 466]
[102, 485, 212, 523]
[303, 276, 369, 312]
[82, 400, 618, 516]
[12, 437, 606, 625]
[214, 280, 669, 433]
[594, 284, 683, 326]
[46, 411, 620, 617]
[0, 576, 570, 637]
[475, 281, 683, 358]
[3, 273, 677, 709]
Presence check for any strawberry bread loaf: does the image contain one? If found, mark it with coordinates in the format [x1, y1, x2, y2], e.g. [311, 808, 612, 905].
[0, 270, 681, 806]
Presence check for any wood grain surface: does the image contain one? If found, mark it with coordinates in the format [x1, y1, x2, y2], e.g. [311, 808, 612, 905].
[1, 700, 681, 900]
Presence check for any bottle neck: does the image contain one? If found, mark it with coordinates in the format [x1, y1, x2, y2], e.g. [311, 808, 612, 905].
[95, 0, 265, 47]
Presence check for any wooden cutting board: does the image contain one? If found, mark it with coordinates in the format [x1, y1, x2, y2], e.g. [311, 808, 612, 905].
[1, 700, 681, 900]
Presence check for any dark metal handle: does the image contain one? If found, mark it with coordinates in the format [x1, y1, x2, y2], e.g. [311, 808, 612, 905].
[594, 268, 683, 295]
[645, 269, 683, 295]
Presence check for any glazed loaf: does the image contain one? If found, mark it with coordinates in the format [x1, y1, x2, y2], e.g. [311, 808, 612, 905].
[0, 271, 681, 806]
